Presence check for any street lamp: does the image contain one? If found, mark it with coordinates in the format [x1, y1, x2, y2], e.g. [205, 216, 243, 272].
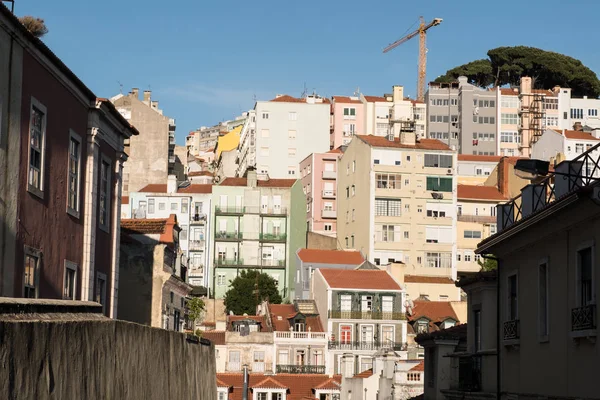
[513, 159, 550, 180]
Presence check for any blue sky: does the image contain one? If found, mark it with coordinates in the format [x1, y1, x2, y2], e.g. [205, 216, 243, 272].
[15, 0, 600, 144]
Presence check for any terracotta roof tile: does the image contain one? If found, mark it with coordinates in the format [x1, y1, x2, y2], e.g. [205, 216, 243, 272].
[297, 249, 364, 265]
[562, 130, 600, 141]
[404, 275, 455, 284]
[364, 95, 388, 102]
[318, 269, 401, 290]
[354, 368, 374, 378]
[499, 88, 519, 96]
[121, 195, 129, 205]
[216, 374, 341, 400]
[313, 377, 341, 390]
[121, 218, 168, 234]
[408, 301, 459, 324]
[188, 171, 214, 177]
[216, 378, 230, 388]
[333, 96, 362, 104]
[410, 361, 425, 371]
[201, 330, 225, 345]
[457, 154, 503, 163]
[357, 135, 452, 151]
[269, 304, 324, 332]
[138, 183, 213, 194]
[252, 377, 288, 389]
[328, 147, 344, 154]
[219, 177, 296, 188]
[415, 322, 467, 343]
[457, 184, 507, 201]
[270, 95, 330, 104]
[227, 315, 272, 332]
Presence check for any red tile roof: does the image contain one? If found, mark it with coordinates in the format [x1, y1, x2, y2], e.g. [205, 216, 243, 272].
[216, 374, 341, 400]
[297, 249, 364, 265]
[409, 301, 459, 324]
[357, 135, 452, 151]
[138, 183, 213, 194]
[188, 171, 214, 177]
[404, 275, 455, 284]
[319, 269, 401, 290]
[562, 130, 600, 141]
[121, 196, 130, 205]
[201, 330, 225, 345]
[457, 184, 507, 201]
[333, 96, 362, 104]
[219, 177, 296, 188]
[269, 304, 324, 332]
[328, 147, 344, 154]
[410, 361, 425, 371]
[270, 95, 330, 104]
[363, 95, 388, 102]
[499, 88, 519, 96]
[121, 215, 178, 245]
[252, 377, 288, 390]
[354, 369, 374, 378]
[457, 154, 503, 163]
[227, 315, 271, 332]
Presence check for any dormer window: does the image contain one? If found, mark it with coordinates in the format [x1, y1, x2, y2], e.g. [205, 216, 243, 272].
[294, 322, 305, 332]
[416, 320, 429, 334]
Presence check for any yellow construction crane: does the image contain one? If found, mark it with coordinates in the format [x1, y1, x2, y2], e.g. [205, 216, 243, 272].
[383, 16, 442, 102]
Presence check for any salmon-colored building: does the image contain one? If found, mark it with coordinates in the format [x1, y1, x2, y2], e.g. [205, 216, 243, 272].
[330, 96, 365, 149]
[0, 4, 136, 316]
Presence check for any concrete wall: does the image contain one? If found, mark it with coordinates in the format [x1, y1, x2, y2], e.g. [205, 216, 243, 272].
[306, 232, 337, 250]
[531, 129, 563, 161]
[0, 303, 216, 400]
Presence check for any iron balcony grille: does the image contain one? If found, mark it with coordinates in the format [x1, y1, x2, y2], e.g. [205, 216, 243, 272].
[457, 355, 482, 392]
[503, 319, 520, 340]
[328, 341, 406, 351]
[572, 304, 596, 331]
[328, 310, 406, 320]
[259, 233, 287, 242]
[215, 206, 245, 214]
[275, 365, 325, 374]
[214, 231, 242, 240]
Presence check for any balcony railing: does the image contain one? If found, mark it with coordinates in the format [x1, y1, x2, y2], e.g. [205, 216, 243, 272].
[457, 355, 482, 392]
[322, 209, 336, 219]
[275, 331, 327, 340]
[259, 233, 287, 242]
[216, 205, 245, 214]
[322, 170, 337, 180]
[191, 214, 207, 224]
[214, 258, 244, 267]
[227, 362, 241, 372]
[572, 304, 596, 331]
[322, 190, 336, 199]
[261, 259, 285, 268]
[328, 310, 405, 320]
[457, 214, 496, 224]
[260, 207, 288, 215]
[276, 365, 325, 374]
[215, 231, 242, 240]
[328, 341, 406, 351]
[503, 319, 520, 340]
[188, 239, 205, 251]
[252, 362, 265, 373]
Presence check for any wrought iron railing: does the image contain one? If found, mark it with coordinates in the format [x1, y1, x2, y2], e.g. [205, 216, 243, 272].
[260, 207, 288, 215]
[214, 258, 244, 267]
[214, 231, 242, 240]
[276, 365, 325, 374]
[215, 205, 245, 214]
[328, 341, 406, 351]
[328, 310, 406, 320]
[572, 304, 596, 331]
[259, 233, 287, 242]
[503, 319, 520, 340]
[457, 355, 482, 392]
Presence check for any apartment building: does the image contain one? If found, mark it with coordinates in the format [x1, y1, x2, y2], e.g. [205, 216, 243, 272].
[235, 110, 256, 178]
[336, 133, 457, 280]
[214, 125, 243, 182]
[496, 87, 522, 156]
[189, 123, 224, 156]
[426, 77, 497, 155]
[0, 5, 137, 317]
[127, 177, 213, 287]
[300, 148, 344, 237]
[331, 96, 365, 148]
[312, 268, 407, 375]
[557, 86, 600, 130]
[222, 315, 274, 374]
[211, 172, 306, 299]
[532, 128, 600, 161]
[236, 94, 330, 179]
[406, 300, 460, 351]
[457, 155, 502, 185]
[111, 88, 176, 195]
[119, 215, 191, 331]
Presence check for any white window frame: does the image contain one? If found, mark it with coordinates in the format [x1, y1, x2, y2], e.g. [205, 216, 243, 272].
[538, 257, 549, 342]
[66, 130, 82, 218]
[27, 97, 47, 198]
[23, 246, 42, 298]
[63, 260, 78, 300]
[99, 155, 112, 233]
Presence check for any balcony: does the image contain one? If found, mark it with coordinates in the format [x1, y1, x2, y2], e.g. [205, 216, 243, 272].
[168, 155, 176, 163]
[275, 331, 327, 340]
[260, 207, 288, 216]
[214, 258, 244, 267]
[322, 209, 336, 219]
[190, 214, 207, 224]
[261, 259, 285, 268]
[214, 231, 242, 241]
[456, 355, 482, 392]
[216, 205, 245, 215]
[457, 214, 496, 224]
[322, 190, 336, 199]
[328, 310, 405, 320]
[276, 365, 325, 374]
[328, 341, 406, 351]
[226, 362, 241, 372]
[188, 239, 205, 251]
[503, 319, 520, 341]
[322, 170, 337, 180]
[169, 118, 176, 130]
[572, 304, 596, 331]
[259, 233, 287, 242]
[169, 136, 176, 145]
[252, 362, 265, 373]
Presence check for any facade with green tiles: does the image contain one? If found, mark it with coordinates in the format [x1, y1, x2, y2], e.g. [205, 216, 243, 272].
[210, 172, 306, 300]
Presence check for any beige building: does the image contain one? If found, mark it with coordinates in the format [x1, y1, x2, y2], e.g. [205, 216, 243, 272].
[111, 88, 177, 195]
[456, 154, 502, 185]
[383, 262, 461, 302]
[337, 133, 457, 280]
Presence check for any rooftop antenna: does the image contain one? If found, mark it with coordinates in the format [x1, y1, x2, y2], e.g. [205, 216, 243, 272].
[301, 82, 308, 98]
[117, 81, 123, 94]
[354, 87, 361, 97]
[253, 93, 257, 103]
[1, 1, 15, 13]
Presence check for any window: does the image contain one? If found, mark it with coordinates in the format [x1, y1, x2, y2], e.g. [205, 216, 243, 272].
[457, 252, 461, 261]
[539, 261, 549, 338]
[464, 252, 472, 262]
[345, 187, 350, 198]
[340, 324, 352, 343]
[343, 107, 356, 118]
[148, 199, 155, 214]
[464, 230, 482, 239]
[404, 231, 409, 239]
[378, 225, 398, 242]
[63, 261, 77, 300]
[426, 226, 452, 243]
[426, 252, 452, 268]
[382, 296, 393, 314]
[345, 237, 348, 247]
[451, 98, 458, 106]
[501, 96, 519, 108]
[507, 274, 518, 321]
[426, 177, 452, 192]
[99, 158, 112, 230]
[361, 295, 373, 312]
[288, 129, 296, 139]
[352, 161, 356, 172]
[289, 111, 297, 120]
[501, 113, 519, 125]
[351, 209, 355, 221]
[474, 309, 481, 351]
[28, 99, 47, 196]
[217, 273, 226, 286]
[67, 132, 82, 216]
[288, 148, 296, 157]
[351, 185, 355, 196]
[424, 154, 453, 168]
[571, 108, 584, 119]
[340, 295, 352, 311]
[96, 272, 107, 315]
[361, 325, 374, 343]
[324, 223, 332, 231]
[577, 246, 593, 306]
[23, 250, 40, 298]
[575, 143, 584, 154]
[180, 225, 188, 241]
[181, 199, 189, 213]
[360, 357, 373, 373]
[376, 173, 401, 189]
[262, 112, 269, 119]
[287, 166, 296, 176]
[171, 202, 178, 211]
[278, 350, 289, 365]
[589, 109, 598, 117]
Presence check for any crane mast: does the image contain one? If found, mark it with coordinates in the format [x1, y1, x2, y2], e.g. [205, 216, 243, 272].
[383, 16, 442, 102]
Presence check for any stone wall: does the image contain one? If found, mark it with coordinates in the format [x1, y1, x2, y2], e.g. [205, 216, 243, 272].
[306, 231, 337, 250]
[0, 298, 216, 400]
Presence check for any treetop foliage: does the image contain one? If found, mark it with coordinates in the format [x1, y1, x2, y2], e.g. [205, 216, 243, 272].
[224, 270, 282, 316]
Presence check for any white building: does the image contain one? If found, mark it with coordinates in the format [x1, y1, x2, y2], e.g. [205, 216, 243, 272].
[531, 128, 600, 162]
[127, 176, 213, 287]
[236, 94, 330, 179]
[557, 87, 600, 130]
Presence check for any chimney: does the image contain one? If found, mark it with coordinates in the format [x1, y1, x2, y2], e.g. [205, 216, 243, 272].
[521, 183, 546, 218]
[392, 85, 404, 103]
[573, 122, 583, 131]
[554, 160, 583, 198]
[247, 170, 258, 189]
[400, 130, 416, 146]
[167, 175, 178, 194]
[131, 88, 139, 99]
[457, 76, 468, 86]
[497, 157, 509, 197]
[520, 77, 532, 94]
[143, 90, 151, 103]
[151, 100, 159, 110]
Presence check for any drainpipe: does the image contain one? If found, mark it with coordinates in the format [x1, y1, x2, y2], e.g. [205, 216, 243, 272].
[481, 253, 500, 399]
[242, 364, 249, 400]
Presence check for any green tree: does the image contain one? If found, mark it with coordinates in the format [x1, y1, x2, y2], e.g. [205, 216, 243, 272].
[187, 297, 206, 336]
[478, 256, 498, 272]
[435, 46, 600, 98]
[18, 16, 48, 38]
[224, 270, 282, 315]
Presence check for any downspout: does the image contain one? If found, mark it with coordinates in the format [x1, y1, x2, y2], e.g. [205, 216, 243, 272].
[481, 253, 501, 399]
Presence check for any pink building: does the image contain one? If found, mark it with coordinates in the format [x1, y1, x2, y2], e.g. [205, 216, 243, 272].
[330, 96, 365, 149]
[299, 148, 344, 237]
